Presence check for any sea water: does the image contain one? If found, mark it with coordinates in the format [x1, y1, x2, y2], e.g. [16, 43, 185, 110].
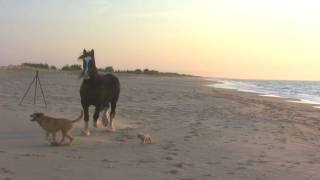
[208, 79, 320, 106]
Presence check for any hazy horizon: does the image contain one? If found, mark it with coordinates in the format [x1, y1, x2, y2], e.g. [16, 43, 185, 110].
[1, 0, 320, 80]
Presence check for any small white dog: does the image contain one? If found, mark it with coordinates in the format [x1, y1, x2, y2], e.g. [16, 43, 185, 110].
[137, 133, 152, 144]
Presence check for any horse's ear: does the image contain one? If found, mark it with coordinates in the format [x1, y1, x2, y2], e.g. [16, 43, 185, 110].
[78, 49, 86, 60]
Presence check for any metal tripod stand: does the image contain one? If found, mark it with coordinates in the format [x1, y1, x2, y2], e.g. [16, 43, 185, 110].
[19, 70, 47, 107]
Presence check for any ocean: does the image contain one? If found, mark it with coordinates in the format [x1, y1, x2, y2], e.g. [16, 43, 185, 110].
[208, 79, 320, 106]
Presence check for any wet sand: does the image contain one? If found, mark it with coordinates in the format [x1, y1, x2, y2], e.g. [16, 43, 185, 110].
[1, 70, 320, 180]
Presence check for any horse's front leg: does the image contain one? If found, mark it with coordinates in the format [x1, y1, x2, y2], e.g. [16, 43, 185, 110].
[93, 106, 102, 128]
[81, 105, 91, 136]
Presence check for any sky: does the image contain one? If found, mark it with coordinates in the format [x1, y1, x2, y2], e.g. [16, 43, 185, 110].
[1, 0, 320, 80]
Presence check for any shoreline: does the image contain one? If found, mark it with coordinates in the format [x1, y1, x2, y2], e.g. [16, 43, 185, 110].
[206, 78, 320, 109]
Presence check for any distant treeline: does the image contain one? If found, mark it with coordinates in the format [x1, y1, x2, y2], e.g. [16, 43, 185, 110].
[61, 64, 81, 71]
[113, 68, 192, 76]
[22, 63, 80, 71]
[22, 63, 57, 70]
[99, 66, 191, 76]
[20, 63, 193, 76]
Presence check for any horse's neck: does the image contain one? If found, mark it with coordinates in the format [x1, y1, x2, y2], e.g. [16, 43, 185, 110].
[90, 64, 99, 77]
[84, 72, 100, 84]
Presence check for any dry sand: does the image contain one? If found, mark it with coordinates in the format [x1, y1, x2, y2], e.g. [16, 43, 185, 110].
[1, 70, 320, 180]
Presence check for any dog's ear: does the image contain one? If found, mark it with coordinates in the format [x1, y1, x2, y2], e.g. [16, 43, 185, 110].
[83, 49, 86, 54]
[91, 49, 94, 56]
[37, 113, 44, 117]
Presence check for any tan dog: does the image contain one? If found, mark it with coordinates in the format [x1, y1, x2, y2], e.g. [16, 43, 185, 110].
[137, 133, 152, 144]
[30, 111, 83, 145]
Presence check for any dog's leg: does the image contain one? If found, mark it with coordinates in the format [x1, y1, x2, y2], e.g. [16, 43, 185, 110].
[52, 132, 56, 143]
[45, 132, 50, 142]
[81, 106, 90, 136]
[59, 134, 65, 145]
[65, 133, 74, 145]
[49, 132, 59, 146]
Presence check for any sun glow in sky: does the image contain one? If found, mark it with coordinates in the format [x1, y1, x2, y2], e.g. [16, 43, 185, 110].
[1, 0, 320, 80]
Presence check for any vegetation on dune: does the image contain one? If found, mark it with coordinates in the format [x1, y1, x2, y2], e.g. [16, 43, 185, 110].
[98, 66, 114, 73]
[22, 63, 49, 69]
[61, 64, 82, 71]
[3, 63, 193, 77]
[97, 66, 191, 76]
[50, 65, 57, 70]
[21, 63, 57, 70]
[112, 68, 192, 77]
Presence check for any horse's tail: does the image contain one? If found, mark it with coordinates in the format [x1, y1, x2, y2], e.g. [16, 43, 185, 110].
[72, 111, 83, 123]
[112, 75, 120, 97]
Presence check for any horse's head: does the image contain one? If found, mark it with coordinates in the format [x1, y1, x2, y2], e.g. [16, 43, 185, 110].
[78, 49, 97, 80]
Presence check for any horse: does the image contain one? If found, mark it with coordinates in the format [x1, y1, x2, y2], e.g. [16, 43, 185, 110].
[78, 49, 120, 136]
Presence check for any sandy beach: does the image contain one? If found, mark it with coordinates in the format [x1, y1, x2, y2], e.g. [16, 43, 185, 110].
[1, 70, 320, 180]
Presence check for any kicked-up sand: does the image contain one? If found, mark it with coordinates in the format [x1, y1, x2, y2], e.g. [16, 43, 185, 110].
[1, 70, 320, 180]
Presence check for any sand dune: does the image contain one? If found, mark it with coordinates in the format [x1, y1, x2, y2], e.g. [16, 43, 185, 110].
[1, 70, 320, 180]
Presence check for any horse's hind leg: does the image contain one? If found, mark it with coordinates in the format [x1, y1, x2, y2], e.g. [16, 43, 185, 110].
[108, 99, 118, 131]
[101, 104, 109, 127]
[81, 105, 91, 136]
[93, 106, 102, 128]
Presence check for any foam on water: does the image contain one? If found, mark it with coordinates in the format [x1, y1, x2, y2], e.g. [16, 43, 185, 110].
[207, 79, 320, 106]
[259, 94, 281, 98]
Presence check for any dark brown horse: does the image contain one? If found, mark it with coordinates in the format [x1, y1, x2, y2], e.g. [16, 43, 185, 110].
[79, 49, 120, 136]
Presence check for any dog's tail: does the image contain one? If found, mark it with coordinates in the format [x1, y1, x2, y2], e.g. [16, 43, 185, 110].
[72, 111, 83, 123]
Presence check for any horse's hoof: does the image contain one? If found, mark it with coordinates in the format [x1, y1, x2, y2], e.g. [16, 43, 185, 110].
[103, 122, 108, 127]
[102, 118, 108, 127]
[81, 130, 91, 136]
[106, 125, 115, 132]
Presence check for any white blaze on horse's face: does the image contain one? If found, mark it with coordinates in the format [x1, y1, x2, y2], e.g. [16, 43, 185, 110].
[83, 56, 92, 80]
